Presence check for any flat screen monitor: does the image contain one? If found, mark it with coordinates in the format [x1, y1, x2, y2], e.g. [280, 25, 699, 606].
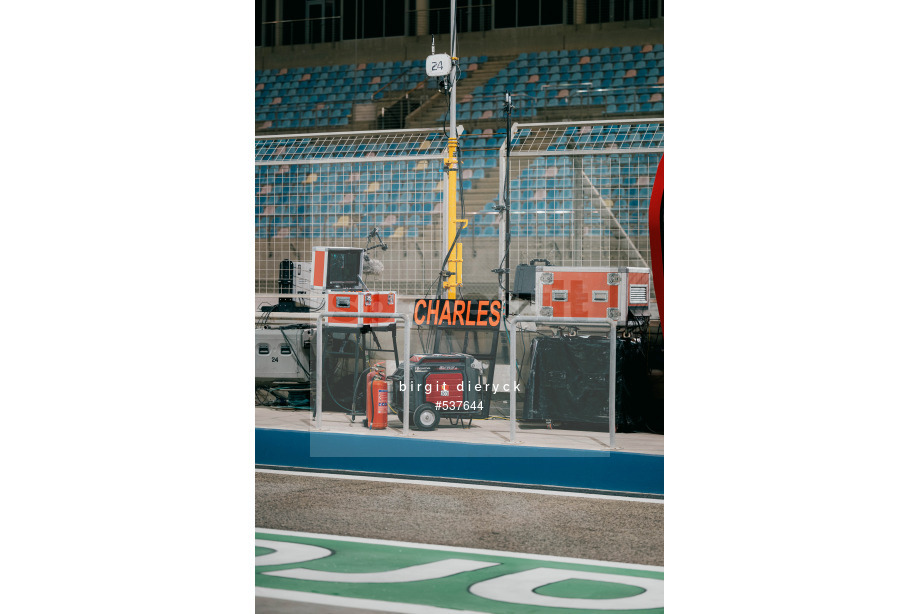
[325, 248, 364, 290]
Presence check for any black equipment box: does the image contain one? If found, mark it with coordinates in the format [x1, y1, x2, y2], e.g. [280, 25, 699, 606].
[388, 353, 486, 430]
[512, 258, 551, 300]
[310, 326, 367, 413]
[522, 335, 647, 432]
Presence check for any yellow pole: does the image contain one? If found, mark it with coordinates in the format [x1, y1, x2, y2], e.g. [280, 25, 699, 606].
[444, 136, 464, 298]
[443, 3, 464, 299]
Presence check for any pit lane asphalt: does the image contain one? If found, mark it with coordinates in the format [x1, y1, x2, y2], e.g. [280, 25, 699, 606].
[255, 470, 664, 566]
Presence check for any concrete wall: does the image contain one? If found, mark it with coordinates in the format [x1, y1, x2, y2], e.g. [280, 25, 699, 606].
[256, 19, 663, 70]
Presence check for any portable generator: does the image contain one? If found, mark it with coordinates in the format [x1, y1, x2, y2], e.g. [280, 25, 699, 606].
[387, 353, 485, 431]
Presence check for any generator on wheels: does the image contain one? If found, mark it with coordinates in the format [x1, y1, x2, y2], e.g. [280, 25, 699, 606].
[387, 353, 486, 431]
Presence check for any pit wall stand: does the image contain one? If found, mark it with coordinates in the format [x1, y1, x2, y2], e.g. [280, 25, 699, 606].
[316, 323, 399, 418]
[316, 312, 412, 436]
[508, 316, 618, 448]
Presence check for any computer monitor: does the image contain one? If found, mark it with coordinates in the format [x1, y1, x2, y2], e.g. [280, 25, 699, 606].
[323, 247, 364, 290]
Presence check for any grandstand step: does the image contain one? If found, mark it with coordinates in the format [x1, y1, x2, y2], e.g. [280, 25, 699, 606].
[406, 55, 517, 129]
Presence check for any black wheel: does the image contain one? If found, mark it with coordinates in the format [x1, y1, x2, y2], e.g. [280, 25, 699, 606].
[362, 418, 368, 427]
[413, 403, 440, 431]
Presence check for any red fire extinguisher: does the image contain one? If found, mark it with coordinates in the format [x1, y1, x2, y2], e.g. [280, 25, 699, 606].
[365, 362, 388, 430]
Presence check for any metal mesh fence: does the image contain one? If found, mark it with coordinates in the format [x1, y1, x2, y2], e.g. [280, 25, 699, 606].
[499, 119, 663, 294]
[255, 129, 447, 299]
[255, 120, 663, 307]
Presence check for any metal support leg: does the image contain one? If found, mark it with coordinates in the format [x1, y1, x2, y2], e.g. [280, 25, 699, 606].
[316, 317, 324, 430]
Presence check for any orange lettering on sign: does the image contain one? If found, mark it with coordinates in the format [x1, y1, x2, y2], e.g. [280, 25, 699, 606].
[488, 301, 501, 326]
[438, 300, 452, 325]
[476, 300, 488, 326]
[414, 299, 503, 327]
[453, 300, 466, 325]
[465, 300, 476, 325]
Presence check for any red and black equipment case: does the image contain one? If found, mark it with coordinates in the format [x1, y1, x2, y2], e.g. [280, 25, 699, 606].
[533, 265, 651, 324]
[327, 291, 397, 327]
[387, 353, 485, 431]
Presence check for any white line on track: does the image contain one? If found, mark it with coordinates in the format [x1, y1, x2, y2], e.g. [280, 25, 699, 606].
[256, 527, 665, 572]
[256, 468, 664, 504]
[255, 587, 491, 614]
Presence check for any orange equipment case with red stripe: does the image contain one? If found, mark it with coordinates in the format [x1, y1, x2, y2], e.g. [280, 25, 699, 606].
[532, 266, 650, 325]
[327, 291, 397, 327]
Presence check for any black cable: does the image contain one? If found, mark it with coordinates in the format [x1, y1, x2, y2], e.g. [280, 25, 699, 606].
[278, 326, 311, 379]
[441, 80, 451, 138]
[255, 386, 277, 407]
[457, 142, 466, 220]
[259, 302, 278, 327]
[351, 366, 375, 417]
[422, 274, 441, 302]
[417, 324, 428, 355]
[437, 229, 464, 298]
[419, 273, 445, 354]
[323, 358, 358, 412]
[492, 93, 515, 297]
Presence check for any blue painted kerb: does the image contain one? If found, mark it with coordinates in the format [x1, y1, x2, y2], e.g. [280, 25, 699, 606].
[255, 428, 663, 496]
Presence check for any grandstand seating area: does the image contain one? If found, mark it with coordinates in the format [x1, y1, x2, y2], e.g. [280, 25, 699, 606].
[255, 159, 437, 240]
[256, 59, 417, 131]
[254, 127, 498, 241]
[255, 45, 662, 131]
[255, 43, 663, 243]
[255, 56, 485, 131]
[471, 121, 661, 238]
[256, 122, 660, 241]
[454, 44, 664, 122]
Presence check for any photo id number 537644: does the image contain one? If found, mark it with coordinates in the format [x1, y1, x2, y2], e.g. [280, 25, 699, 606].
[435, 401, 483, 410]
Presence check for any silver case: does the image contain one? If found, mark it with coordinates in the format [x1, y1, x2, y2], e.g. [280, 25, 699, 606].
[255, 328, 313, 384]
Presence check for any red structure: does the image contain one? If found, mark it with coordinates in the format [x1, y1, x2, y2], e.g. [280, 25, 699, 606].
[648, 157, 664, 329]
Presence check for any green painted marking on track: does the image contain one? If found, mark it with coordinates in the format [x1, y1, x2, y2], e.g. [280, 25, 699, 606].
[535, 578, 646, 600]
[256, 531, 663, 613]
